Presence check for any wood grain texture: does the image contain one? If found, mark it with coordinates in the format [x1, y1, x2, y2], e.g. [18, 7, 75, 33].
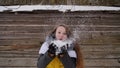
[0, 11, 120, 68]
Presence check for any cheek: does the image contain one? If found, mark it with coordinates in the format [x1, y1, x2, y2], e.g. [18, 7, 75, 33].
[63, 35, 67, 39]
[55, 33, 59, 38]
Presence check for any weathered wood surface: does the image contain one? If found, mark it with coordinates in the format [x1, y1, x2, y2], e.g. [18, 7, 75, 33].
[0, 11, 120, 68]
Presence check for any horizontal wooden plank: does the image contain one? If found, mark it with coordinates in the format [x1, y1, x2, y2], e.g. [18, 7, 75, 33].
[81, 44, 120, 52]
[0, 32, 45, 39]
[0, 26, 119, 34]
[0, 50, 119, 59]
[0, 54, 38, 58]
[0, 45, 40, 51]
[0, 31, 119, 40]
[85, 59, 120, 66]
[0, 44, 119, 51]
[0, 50, 39, 58]
[0, 34, 119, 45]
[0, 49, 39, 54]
[0, 38, 44, 46]
[76, 32, 120, 44]
[0, 12, 119, 17]
[71, 26, 120, 31]
[0, 49, 38, 54]
[0, 58, 37, 66]
[0, 33, 45, 39]
[0, 28, 119, 34]
[75, 31, 120, 44]
[0, 58, 120, 66]
[85, 66, 120, 68]
[0, 17, 120, 26]
[83, 51, 120, 59]
[0, 20, 120, 26]
[0, 37, 43, 40]
[0, 15, 119, 22]
[0, 26, 52, 33]
[0, 26, 53, 33]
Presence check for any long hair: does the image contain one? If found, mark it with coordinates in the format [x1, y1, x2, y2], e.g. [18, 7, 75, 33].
[74, 42, 84, 68]
[46, 24, 84, 68]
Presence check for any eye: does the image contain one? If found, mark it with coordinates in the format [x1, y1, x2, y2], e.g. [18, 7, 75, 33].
[63, 33, 67, 35]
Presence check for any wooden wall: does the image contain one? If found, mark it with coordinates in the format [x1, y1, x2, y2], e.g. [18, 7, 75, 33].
[0, 11, 120, 68]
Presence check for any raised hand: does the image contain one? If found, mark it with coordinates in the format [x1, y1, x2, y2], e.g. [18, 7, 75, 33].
[58, 45, 67, 58]
[48, 43, 56, 57]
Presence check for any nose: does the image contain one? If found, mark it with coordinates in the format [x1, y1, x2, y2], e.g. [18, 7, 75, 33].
[59, 34, 64, 40]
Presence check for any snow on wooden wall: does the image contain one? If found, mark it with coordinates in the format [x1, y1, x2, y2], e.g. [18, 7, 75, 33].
[0, 11, 120, 68]
[0, 0, 120, 6]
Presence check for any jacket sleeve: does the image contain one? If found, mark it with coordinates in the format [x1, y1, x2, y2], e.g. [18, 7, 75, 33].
[37, 42, 54, 68]
[59, 52, 76, 68]
[37, 52, 54, 68]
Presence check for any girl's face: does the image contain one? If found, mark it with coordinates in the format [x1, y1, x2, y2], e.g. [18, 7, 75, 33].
[55, 26, 67, 41]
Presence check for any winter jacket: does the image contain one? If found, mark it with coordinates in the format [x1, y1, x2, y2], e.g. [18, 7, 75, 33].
[37, 42, 77, 68]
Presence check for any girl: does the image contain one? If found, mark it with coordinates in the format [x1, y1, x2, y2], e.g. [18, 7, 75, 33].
[37, 25, 84, 68]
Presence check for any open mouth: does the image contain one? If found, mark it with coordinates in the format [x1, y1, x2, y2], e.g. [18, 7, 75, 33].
[59, 38, 63, 40]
